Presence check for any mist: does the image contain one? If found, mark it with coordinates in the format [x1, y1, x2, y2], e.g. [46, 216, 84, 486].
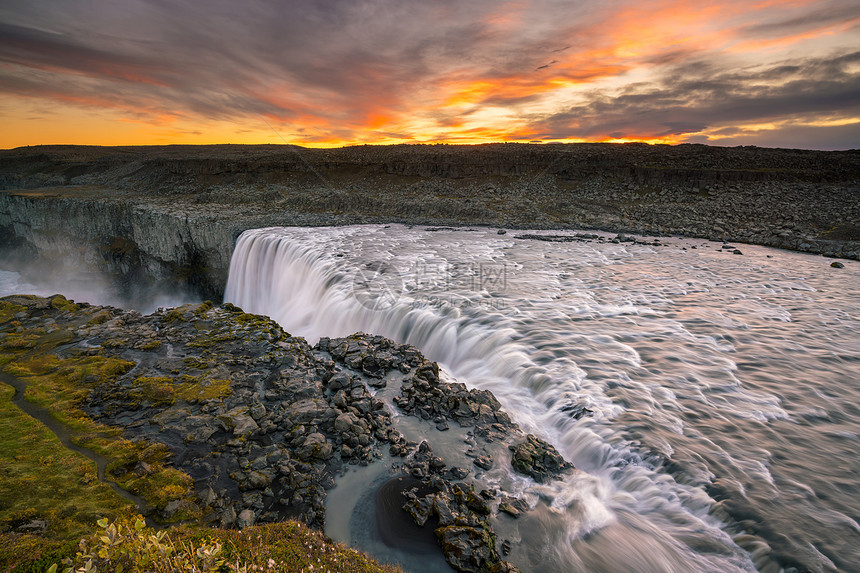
[0, 261, 196, 314]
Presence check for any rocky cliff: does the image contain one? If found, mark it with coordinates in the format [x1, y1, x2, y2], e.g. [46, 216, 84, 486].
[2, 294, 581, 572]
[1, 143, 858, 302]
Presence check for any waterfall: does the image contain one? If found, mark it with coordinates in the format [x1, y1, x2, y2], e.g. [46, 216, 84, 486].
[225, 226, 766, 572]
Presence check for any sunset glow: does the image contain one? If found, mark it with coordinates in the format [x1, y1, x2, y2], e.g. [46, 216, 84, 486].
[1, 0, 859, 149]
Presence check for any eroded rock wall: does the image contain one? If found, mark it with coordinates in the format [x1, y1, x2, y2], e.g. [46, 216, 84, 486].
[1, 143, 858, 302]
[0, 191, 236, 300]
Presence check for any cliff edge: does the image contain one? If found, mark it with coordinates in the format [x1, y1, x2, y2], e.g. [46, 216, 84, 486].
[1, 143, 858, 301]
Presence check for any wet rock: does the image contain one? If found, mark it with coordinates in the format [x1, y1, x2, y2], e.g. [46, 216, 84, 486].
[509, 434, 574, 483]
[450, 467, 470, 480]
[831, 261, 845, 268]
[474, 455, 494, 470]
[498, 497, 529, 518]
[560, 403, 593, 420]
[491, 559, 520, 572]
[435, 525, 500, 573]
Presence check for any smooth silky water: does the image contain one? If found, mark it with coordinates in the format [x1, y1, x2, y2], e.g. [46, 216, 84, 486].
[2, 227, 855, 572]
[224, 225, 859, 573]
[2, 222, 850, 572]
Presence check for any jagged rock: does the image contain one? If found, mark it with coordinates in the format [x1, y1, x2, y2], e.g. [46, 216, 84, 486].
[498, 497, 529, 518]
[334, 412, 360, 433]
[297, 433, 334, 461]
[218, 407, 260, 439]
[435, 525, 500, 573]
[474, 455, 494, 470]
[220, 505, 237, 527]
[161, 499, 198, 520]
[134, 461, 153, 476]
[237, 509, 256, 529]
[17, 519, 48, 533]
[326, 371, 351, 390]
[450, 467, 470, 480]
[509, 434, 574, 483]
[403, 496, 434, 527]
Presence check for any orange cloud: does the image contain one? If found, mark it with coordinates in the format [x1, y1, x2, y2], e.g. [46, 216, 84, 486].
[1, 0, 858, 149]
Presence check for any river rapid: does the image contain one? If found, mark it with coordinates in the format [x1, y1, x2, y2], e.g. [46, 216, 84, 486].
[224, 225, 860, 573]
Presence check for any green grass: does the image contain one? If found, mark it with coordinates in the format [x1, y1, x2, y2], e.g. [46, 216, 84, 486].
[0, 383, 131, 555]
[43, 516, 403, 573]
[0, 319, 197, 518]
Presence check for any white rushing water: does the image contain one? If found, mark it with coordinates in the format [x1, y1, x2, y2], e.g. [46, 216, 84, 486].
[225, 225, 860, 573]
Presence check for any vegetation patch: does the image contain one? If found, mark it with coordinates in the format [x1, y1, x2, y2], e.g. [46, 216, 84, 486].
[16, 515, 402, 573]
[137, 339, 161, 351]
[131, 374, 232, 406]
[163, 309, 185, 324]
[0, 301, 26, 323]
[0, 325, 196, 520]
[183, 355, 213, 369]
[0, 384, 131, 558]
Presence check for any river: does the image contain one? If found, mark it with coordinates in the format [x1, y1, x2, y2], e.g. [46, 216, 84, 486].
[224, 225, 860, 573]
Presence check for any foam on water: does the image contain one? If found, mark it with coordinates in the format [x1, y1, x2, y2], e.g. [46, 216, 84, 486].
[221, 225, 859, 572]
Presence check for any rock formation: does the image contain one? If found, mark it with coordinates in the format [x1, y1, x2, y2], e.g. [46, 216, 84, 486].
[1, 144, 857, 303]
[2, 294, 582, 572]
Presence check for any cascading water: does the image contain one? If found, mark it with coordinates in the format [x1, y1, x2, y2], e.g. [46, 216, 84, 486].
[225, 225, 860, 573]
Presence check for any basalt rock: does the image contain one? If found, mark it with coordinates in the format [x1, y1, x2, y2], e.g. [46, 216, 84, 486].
[1, 144, 858, 307]
[399, 447, 517, 573]
[509, 434, 575, 483]
[2, 295, 571, 573]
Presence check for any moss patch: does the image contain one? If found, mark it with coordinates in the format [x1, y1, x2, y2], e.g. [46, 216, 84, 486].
[0, 301, 26, 324]
[132, 374, 232, 406]
[0, 384, 131, 542]
[0, 327, 196, 518]
[20, 516, 404, 573]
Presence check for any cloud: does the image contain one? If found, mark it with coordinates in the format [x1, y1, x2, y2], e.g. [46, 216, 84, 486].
[739, 1, 860, 38]
[687, 122, 860, 151]
[528, 50, 860, 141]
[0, 0, 859, 148]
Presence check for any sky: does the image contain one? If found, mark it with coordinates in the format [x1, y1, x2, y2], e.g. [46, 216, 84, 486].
[1, 0, 859, 150]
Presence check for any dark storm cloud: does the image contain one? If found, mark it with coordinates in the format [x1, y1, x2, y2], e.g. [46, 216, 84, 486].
[0, 22, 164, 83]
[531, 51, 860, 140]
[0, 0, 600, 116]
[1, 0, 858, 147]
[739, 2, 860, 37]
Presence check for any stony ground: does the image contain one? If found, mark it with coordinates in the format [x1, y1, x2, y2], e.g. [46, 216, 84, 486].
[2, 142, 858, 258]
[1, 294, 579, 572]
